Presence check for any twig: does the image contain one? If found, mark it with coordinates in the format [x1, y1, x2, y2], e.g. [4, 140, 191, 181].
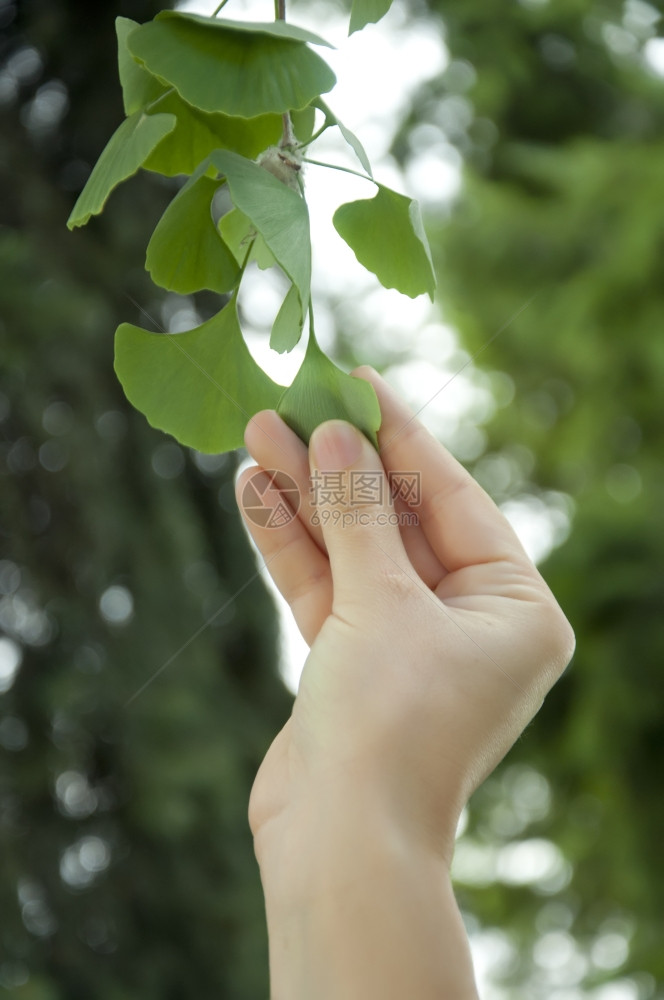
[274, 0, 296, 148]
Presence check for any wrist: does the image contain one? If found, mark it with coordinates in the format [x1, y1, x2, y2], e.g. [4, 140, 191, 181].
[254, 784, 478, 1000]
[255, 784, 423, 907]
[252, 770, 460, 898]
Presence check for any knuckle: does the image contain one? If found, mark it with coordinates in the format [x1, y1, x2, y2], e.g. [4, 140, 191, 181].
[538, 601, 576, 678]
[375, 564, 420, 602]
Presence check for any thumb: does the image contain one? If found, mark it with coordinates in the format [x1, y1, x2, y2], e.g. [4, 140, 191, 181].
[309, 420, 411, 611]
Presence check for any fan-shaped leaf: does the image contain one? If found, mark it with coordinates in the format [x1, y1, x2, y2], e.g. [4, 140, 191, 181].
[67, 111, 176, 229]
[116, 17, 164, 115]
[336, 120, 373, 177]
[115, 302, 284, 454]
[142, 97, 316, 177]
[277, 330, 380, 446]
[146, 175, 240, 294]
[349, 0, 394, 34]
[333, 185, 436, 300]
[316, 99, 373, 176]
[162, 12, 334, 48]
[218, 209, 276, 271]
[144, 96, 276, 176]
[116, 18, 316, 175]
[211, 150, 311, 315]
[128, 11, 335, 119]
[271, 284, 304, 353]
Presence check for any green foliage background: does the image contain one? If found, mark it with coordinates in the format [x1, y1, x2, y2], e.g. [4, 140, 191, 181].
[1, 0, 663, 997]
[396, 0, 663, 993]
[0, 2, 292, 997]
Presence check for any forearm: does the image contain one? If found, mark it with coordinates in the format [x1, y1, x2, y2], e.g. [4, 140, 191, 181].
[256, 790, 479, 1000]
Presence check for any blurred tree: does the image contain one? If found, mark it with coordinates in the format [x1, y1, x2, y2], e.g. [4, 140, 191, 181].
[4, 0, 664, 996]
[395, 0, 664, 993]
[0, 2, 291, 998]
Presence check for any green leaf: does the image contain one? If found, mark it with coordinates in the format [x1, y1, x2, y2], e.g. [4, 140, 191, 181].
[146, 175, 240, 294]
[67, 111, 176, 229]
[161, 11, 335, 48]
[218, 209, 276, 271]
[142, 97, 317, 178]
[115, 302, 284, 453]
[333, 185, 436, 300]
[128, 12, 336, 119]
[271, 284, 304, 353]
[316, 99, 373, 177]
[143, 92, 282, 177]
[349, 0, 394, 34]
[211, 150, 311, 315]
[336, 120, 374, 178]
[116, 17, 164, 115]
[291, 105, 317, 145]
[277, 330, 381, 447]
[117, 19, 317, 176]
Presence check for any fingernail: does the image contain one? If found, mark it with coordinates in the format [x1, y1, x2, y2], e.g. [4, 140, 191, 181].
[311, 421, 364, 471]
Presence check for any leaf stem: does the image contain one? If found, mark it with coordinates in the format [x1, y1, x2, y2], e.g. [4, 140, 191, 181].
[301, 157, 376, 185]
[296, 121, 333, 151]
[211, 0, 231, 14]
[228, 237, 255, 308]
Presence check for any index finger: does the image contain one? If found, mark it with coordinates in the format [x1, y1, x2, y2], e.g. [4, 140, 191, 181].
[353, 366, 532, 573]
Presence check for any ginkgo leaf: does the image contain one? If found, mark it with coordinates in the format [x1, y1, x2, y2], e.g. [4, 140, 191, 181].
[116, 18, 316, 175]
[67, 111, 176, 229]
[116, 17, 164, 115]
[316, 98, 373, 176]
[161, 11, 334, 48]
[115, 302, 284, 453]
[336, 119, 373, 177]
[146, 174, 240, 294]
[333, 184, 436, 300]
[145, 92, 283, 176]
[218, 208, 276, 271]
[128, 11, 335, 119]
[270, 283, 304, 353]
[144, 97, 317, 177]
[349, 0, 394, 34]
[211, 150, 311, 315]
[291, 105, 318, 145]
[276, 329, 381, 446]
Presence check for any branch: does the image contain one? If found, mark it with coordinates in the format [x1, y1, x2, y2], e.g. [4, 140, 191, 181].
[275, 0, 295, 148]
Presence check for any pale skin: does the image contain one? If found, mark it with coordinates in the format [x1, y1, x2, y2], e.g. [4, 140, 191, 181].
[236, 367, 575, 1000]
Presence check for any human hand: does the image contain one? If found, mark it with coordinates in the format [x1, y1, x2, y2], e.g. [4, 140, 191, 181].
[237, 368, 574, 865]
